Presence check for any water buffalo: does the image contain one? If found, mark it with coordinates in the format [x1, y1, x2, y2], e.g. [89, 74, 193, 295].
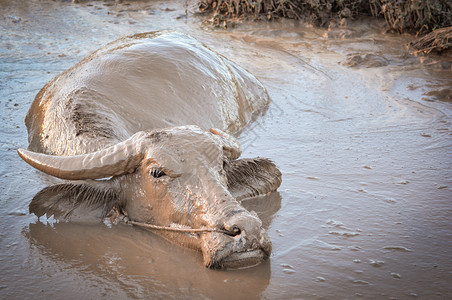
[18, 31, 282, 269]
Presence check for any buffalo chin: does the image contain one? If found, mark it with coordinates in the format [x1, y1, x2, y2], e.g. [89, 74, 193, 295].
[219, 249, 268, 270]
[201, 229, 272, 270]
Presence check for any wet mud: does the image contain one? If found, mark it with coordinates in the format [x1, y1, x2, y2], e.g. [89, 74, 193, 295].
[1, 0, 451, 299]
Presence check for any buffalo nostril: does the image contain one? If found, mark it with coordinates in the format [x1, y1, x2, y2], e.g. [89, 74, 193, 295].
[222, 225, 241, 236]
[231, 225, 241, 235]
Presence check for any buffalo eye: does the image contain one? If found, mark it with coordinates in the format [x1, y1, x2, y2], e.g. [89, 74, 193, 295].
[150, 169, 166, 178]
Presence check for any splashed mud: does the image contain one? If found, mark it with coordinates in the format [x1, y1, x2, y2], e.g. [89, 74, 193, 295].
[1, 0, 451, 299]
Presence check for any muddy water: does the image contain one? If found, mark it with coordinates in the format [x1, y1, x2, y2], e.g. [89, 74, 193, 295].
[1, 0, 451, 299]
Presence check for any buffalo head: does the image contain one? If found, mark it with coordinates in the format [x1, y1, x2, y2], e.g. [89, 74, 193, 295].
[18, 125, 281, 269]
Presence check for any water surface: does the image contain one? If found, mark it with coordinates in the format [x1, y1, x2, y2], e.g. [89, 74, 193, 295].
[1, 0, 451, 299]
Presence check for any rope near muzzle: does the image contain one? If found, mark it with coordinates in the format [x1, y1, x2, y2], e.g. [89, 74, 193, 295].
[107, 207, 231, 235]
[126, 220, 231, 235]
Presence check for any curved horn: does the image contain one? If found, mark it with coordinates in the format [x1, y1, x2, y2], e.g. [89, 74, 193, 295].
[17, 131, 147, 180]
[209, 128, 241, 160]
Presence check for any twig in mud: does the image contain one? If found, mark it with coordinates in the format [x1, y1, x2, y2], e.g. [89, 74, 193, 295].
[410, 26, 452, 54]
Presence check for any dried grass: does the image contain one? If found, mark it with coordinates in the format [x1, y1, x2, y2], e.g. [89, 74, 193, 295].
[377, 0, 452, 34]
[199, 0, 373, 27]
[198, 0, 452, 35]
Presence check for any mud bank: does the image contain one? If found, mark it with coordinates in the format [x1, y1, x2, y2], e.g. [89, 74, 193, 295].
[1, 0, 451, 299]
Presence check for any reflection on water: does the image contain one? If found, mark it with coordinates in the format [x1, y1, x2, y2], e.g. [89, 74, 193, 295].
[17, 192, 279, 299]
[23, 220, 271, 299]
[1, 0, 451, 299]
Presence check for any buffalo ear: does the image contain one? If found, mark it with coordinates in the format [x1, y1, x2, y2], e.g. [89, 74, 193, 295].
[30, 180, 122, 221]
[225, 158, 282, 200]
